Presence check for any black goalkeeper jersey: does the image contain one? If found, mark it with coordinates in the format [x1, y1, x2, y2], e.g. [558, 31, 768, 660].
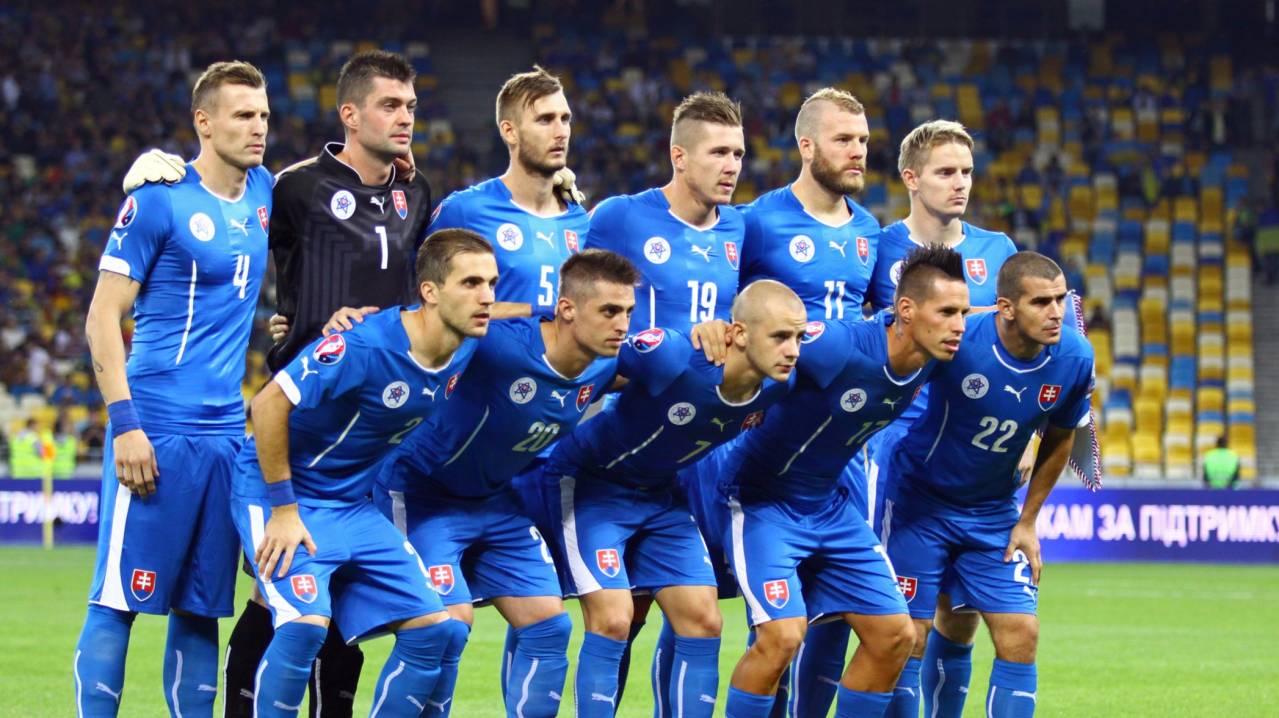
[266, 142, 432, 372]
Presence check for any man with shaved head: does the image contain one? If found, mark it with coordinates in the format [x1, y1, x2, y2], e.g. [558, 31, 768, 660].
[524, 279, 805, 717]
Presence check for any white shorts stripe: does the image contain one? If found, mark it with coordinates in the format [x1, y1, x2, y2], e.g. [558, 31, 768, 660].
[248, 504, 301, 626]
[389, 490, 407, 534]
[97, 482, 132, 611]
[728, 497, 770, 625]
[558, 476, 602, 595]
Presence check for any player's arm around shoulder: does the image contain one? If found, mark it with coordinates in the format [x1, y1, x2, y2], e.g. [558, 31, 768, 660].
[618, 326, 692, 395]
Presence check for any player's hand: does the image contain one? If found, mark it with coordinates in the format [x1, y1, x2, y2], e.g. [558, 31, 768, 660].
[122, 149, 186, 193]
[322, 306, 380, 335]
[1004, 520, 1042, 585]
[256, 504, 318, 580]
[113, 429, 160, 499]
[393, 151, 416, 183]
[269, 314, 290, 343]
[690, 319, 732, 366]
[552, 167, 585, 204]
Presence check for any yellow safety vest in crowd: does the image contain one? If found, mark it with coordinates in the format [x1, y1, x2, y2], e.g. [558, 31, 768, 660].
[8, 432, 43, 478]
[53, 435, 78, 478]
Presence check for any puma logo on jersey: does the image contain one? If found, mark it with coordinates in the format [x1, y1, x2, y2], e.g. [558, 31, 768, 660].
[710, 417, 729, 431]
[690, 244, 712, 262]
[550, 390, 569, 407]
[299, 357, 319, 382]
[829, 239, 847, 257]
[882, 396, 901, 409]
[110, 230, 127, 250]
[1004, 385, 1026, 402]
[369, 195, 386, 213]
[537, 231, 556, 247]
[422, 386, 438, 400]
[228, 217, 250, 235]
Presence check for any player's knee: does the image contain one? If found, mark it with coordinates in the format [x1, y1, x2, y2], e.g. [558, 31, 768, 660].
[991, 616, 1038, 663]
[754, 620, 807, 665]
[678, 605, 723, 638]
[291, 614, 330, 629]
[934, 607, 980, 643]
[881, 615, 916, 663]
[589, 613, 635, 641]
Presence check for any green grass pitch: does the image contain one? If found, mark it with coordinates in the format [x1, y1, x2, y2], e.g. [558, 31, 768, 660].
[3, 547, 1276, 716]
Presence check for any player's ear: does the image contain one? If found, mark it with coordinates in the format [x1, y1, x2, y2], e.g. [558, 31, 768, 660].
[498, 117, 518, 148]
[995, 295, 1015, 320]
[193, 108, 211, 139]
[338, 102, 360, 133]
[557, 295, 574, 322]
[900, 167, 918, 192]
[896, 296, 914, 324]
[670, 143, 686, 172]
[797, 136, 814, 163]
[418, 280, 440, 307]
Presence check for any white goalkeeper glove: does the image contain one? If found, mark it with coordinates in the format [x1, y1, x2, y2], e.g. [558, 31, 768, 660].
[552, 167, 585, 205]
[122, 149, 187, 194]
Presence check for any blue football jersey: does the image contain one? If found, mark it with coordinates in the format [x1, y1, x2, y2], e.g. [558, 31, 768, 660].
[890, 311, 1095, 514]
[99, 164, 271, 434]
[379, 317, 618, 499]
[866, 220, 1018, 428]
[428, 177, 589, 310]
[584, 188, 742, 332]
[234, 307, 479, 503]
[738, 185, 881, 320]
[732, 313, 933, 508]
[549, 328, 793, 488]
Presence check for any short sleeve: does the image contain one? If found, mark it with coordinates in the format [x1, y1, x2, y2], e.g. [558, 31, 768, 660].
[273, 331, 370, 410]
[1050, 358, 1096, 430]
[583, 196, 627, 254]
[427, 191, 467, 233]
[796, 320, 852, 389]
[618, 327, 692, 396]
[99, 186, 172, 283]
[737, 204, 766, 285]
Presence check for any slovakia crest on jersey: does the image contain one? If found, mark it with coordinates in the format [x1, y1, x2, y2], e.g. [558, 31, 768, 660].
[965, 258, 988, 285]
[596, 549, 621, 578]
[576, 383, 595, 412]
[291, 574, 319, 604]
[633, 328, 665, 353]
[257, 206, 270, 233]
[428, 565, 455, 595]
[312, 334, 346, 365]
[763, 579, 790, 608]
[130, 568, 156, 602]
[1038, 384, 1063, 411]
[724, 241, 740, 270]
[896, 575, 918, 601]
[392, 190, 408, 220]
[741, 411, 764, 431]
[445, 372, 461, 399]
[564, 229, 580, 254]
[801, 321, 825, 344]
[856, 236, 870, 265]
[115, 196, 138, 229]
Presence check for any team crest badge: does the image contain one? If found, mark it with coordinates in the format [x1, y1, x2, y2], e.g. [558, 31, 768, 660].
[596, 549, 621, 578]
[1038, 384, 1063, 411]
[445, 373, 461, 399]
[312, 334, 347, 366]
[741, 411, 764, 431]
[130, 569, 156, 602]
[896, 575, 918, 602]
[889, 260, 904, 286]
[576, 384, 595, 412]
[290, 574, 319, 604]
[330, 190, 356, 221]
[633, 328, 665, 353]
[643, 237, 671, 265]
[495, 223, 524, 251]
[961, 373, 989, 400]
[565, 229, 580, 253]
[509, 377, 537, 405]
[188, 212, 215, 242]
[762, 579, 790, 609]
[257, 206, 270, 233]
[788, 235, 814, 263]
[724, 241, 740, 270]
[382, 381, 409, 409]
[965, 258, 988, 285]
[840, 388, 867, 413]
[667, 402, 696, 426]
[392, 190, 408, 220]
[801, 321, 825, 344]
[428, 565, 455, 595]
[114, 196, 138, 229]
[857, 236, 870, 265]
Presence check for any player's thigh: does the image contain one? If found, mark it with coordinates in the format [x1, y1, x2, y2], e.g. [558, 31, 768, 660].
[627, 499, 718, 594]
[880, 499, 955, 620]
[724, 497, 812, 626]
[679, 444, 742, 598]
[385, 489, 479, 606]
[553, 473, 641, 595]
[231, 497, 338, 626]
[172, 435, 242, 617]
[331, 502, 447, 643]
[804, 502, 908, 621]
[951, 522, 1038, 616]
[467, 501, 562, 605]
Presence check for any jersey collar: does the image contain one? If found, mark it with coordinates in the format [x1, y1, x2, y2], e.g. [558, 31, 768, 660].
[321, 142, 399, 187]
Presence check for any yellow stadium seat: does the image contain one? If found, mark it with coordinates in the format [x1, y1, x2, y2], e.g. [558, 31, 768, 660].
[1134, 396, 1163, 435]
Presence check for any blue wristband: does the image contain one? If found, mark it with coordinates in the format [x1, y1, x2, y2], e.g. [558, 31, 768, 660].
[267, 479, 297, 507]
[107, 399, 142, 435]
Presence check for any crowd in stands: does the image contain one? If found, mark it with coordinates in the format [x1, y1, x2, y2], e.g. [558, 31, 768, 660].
[3, 2, 1278, 476]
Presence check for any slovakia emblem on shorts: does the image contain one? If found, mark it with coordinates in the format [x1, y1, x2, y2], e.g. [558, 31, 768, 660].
[445, 372, 461, 399]
[801, 321, 825, 344]
[896, 575, 918, 602]
[577, 383, 595, 412]
[115, 196, 138, 229]
[428, 565, 455, 595]
[965, 258, 988, 285]
[633, 328, 665, 353]
[312, 334, 346, 365]
[762, 579, 789, 609]
[741, 410, 764, 431]
[290, 574, 319, 604]
[564, 229, 580, 254]
[857, 236, 870, 265]
[130, 568, 156, 602]
[392, 190, 408, 220]
[724, 241, 740, 270]
[596, 549, 621, 578]
[1038, 384, 1063, 411]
